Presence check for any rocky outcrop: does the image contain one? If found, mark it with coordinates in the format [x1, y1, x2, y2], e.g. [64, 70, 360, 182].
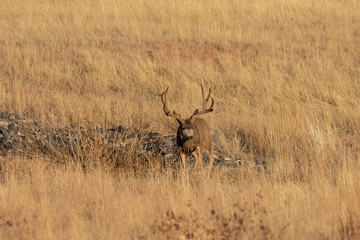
[0, 112, 242, 169]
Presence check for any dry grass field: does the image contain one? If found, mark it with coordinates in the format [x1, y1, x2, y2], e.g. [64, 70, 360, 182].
[1, 0, 360, 239]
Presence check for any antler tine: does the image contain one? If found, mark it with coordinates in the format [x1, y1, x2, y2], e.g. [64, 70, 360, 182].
[190, 84, 215, 121]
[200, 84, 205, 107]
[208, 97, 214, 110]
[161, 87, 169, 113]
[161, 87, 184, 124]
[199, 84, 213, 111]
[205, 87, 212, 109]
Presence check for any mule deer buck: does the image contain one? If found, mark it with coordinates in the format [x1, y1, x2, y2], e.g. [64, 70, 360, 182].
[161, 84, 214, 173]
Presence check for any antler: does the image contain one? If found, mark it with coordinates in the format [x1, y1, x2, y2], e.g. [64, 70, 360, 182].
[190, 84, 214, 121]
[161, 87, 184, 124]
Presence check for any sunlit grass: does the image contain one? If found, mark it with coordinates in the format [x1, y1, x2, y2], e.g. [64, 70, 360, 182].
[0, 0, 360, 238]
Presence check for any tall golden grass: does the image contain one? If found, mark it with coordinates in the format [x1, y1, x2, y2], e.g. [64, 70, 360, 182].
[1, 0, 360, 238]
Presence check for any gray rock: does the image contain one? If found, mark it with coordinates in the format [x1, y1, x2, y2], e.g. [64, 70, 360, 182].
[8, 124, 17, 131]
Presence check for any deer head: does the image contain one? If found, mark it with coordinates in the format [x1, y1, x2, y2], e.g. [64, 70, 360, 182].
[161, 84, 214, 140]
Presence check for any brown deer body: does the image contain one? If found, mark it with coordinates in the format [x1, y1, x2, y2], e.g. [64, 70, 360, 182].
[161, 85, 214, 172]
